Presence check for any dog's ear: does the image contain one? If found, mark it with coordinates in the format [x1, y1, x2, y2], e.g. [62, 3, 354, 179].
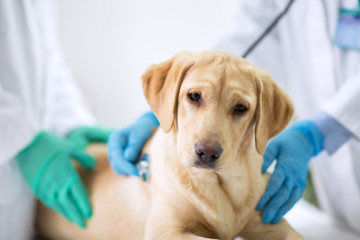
[142, 52, 193, 133]
[254, 69, 294, 155]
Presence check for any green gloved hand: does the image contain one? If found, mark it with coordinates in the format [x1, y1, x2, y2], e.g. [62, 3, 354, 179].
[16, 131, 96, 228]
[67, 126, 113, 148]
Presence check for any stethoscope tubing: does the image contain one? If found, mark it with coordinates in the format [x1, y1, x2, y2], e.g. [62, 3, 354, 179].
[241, 0, 296, 58]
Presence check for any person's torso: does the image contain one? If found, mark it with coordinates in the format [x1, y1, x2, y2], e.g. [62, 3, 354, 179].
[274, 0, 360, 119]
[0, 0, 59, 127]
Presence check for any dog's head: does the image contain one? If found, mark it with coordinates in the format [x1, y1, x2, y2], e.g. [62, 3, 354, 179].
[142, 51, 293, 173]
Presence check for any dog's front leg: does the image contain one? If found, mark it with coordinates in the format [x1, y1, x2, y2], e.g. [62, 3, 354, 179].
[238, 211, 303, 240]
[144, 213, 218, 240]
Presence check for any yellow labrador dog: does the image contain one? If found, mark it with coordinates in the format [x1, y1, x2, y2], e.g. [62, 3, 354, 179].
[37, 50, 303, 240]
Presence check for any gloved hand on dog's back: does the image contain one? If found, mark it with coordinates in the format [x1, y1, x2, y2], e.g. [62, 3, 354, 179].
[256, 120, 324, 224]
[107, 111, 159, 176]
[16, 131, 98, 228]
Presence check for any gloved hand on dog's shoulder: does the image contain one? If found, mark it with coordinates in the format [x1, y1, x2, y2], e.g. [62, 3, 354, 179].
[256, 120, 324, 224]
[107, 111, 159, 176]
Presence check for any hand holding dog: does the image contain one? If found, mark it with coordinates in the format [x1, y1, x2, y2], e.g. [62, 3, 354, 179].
[107, 111, 159, 176]
[16, 131, 96, 228]
[256, 120, 324, 224]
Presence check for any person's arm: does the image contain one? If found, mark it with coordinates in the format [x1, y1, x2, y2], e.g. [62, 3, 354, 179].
[310, 111, 355, 155]
[0, 87, 39, 166]
[0, 86, 94, 228]
[0, 1, 103, 229]
[320, 69, 360, 141]
[40, 1, 96, 137]
[258, 69, 360, 224]
[40, 2, 112, 146]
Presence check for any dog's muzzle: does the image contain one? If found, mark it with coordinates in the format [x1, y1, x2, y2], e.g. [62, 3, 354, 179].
[194, 140, 223, 168]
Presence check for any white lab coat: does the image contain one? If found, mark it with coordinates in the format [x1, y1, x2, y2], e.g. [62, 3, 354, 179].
[216, 0, 360, 234]
[0, 1, 95, 239]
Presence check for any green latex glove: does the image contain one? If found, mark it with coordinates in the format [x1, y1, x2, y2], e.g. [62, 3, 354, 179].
[16, 131, 96, 228]
[67, 126, 113, 148]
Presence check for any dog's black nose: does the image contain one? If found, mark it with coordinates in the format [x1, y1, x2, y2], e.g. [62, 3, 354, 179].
[195, 141, 223, 165]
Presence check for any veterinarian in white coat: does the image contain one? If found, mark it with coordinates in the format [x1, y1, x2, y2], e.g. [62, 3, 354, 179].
[215, 0, 360, 234]
[107, 0, 360, 236]
[0, 1, 111, 239]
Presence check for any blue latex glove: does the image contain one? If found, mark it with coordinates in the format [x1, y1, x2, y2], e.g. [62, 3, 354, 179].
[256, 120, 324, 224]
[107, 112, 159, 176]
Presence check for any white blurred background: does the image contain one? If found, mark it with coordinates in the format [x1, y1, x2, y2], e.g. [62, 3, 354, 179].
[58, 0, 238, 128]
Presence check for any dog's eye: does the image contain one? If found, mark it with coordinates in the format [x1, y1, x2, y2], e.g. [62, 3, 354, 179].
[234, 104, 248, 115]
[188, 93, 201, 104]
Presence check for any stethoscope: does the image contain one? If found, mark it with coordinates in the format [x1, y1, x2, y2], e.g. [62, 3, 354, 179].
[241, 0, 296, 58]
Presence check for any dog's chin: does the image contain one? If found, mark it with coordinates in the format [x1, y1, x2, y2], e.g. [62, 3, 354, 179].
[179, 154, 220, 172]
[191, 159, 219, 172]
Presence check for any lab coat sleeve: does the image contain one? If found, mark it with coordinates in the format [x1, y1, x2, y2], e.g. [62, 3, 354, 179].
[322, 69, 360, 140]
[0, 88, 39, 166]
[42, 1, 96, 136]
[214, 0, 285, 86]
[310, 111, 354, 155]
[45, 53, 97, 137]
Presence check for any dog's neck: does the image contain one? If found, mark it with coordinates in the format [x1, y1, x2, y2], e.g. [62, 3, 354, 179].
[183, 143, 263, 214]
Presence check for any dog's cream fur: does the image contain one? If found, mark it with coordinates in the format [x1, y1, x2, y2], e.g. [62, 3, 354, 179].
[37, 51, 303, 240]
